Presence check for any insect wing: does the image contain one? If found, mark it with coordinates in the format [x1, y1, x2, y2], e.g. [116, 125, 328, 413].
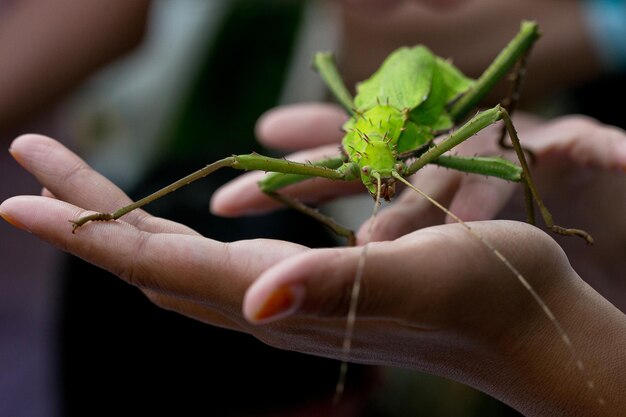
[436, 57, 474, 103]
[409, 58, 474, 131]
[354, 46, 435, 111]
[398, 58, 475, 154]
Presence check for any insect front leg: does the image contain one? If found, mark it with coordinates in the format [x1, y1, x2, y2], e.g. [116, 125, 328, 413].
[70, 157, 239, 231]
[449, 20, 540, 122]
[313, 52, 355, 115]
[70, 154, 347, 232]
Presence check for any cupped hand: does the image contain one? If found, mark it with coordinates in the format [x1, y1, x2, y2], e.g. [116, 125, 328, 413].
[211, 103, 626, 314]
[243, 218, 625, 416]
[0, 134, 576, 363]
[3, 134, 549, 354]
[2, 135, 625, 416]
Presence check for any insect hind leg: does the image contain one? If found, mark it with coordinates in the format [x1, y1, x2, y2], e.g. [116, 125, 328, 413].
[496, 50, 537, 164]
[499, 108, 594, 244]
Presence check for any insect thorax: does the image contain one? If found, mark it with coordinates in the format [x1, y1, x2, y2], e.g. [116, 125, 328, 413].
[342, 104, 429, 199]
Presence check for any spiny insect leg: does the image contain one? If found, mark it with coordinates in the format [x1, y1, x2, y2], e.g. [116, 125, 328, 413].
[499, 109, 593, 244]
[496, 50, 536, 163]
[71, 154, 346, 232]
[70, 157, 237, 232]
[313, 51, 355, 114]
[404, 106, 593, 244]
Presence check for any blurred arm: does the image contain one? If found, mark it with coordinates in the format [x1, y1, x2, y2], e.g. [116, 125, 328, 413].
[0, 0, 151, 136]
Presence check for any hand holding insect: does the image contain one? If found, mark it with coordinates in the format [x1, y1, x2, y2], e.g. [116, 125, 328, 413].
[2, 134, 625, 417]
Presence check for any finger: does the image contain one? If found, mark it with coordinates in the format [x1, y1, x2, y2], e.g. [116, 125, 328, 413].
[526, 116, 626, 171]
[0, 196, 305, 307]
[9, 134, 195, 235]
[211, 144, 362, 217]
[243, 230, 455, 324]
[357, 165, 462, 242]
[256, 103, 347, 150]
[10, 134, 136, 215]
[143, 290, 245, 331]
[243, 245, 381, 324]
[244, 220, 551, 325]
[446, 174, 517, 223]
[41, 187, 55, 199]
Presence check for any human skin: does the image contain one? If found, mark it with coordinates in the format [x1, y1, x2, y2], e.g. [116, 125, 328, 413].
[340, 0, 467, 14]
[0, 0, 150, 137]
[338, 0, 601, 103]
[212, 103, 626, 315]
[1, 134, 626, 416]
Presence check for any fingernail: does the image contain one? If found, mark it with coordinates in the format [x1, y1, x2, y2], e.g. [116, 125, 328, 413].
[0, 211, 29, 232]
[253, 285, 305, 323]
[8, 146, 27, 170]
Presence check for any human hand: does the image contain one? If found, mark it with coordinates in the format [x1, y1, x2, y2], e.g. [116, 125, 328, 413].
[3, 134, 542, 353]
[243, 218, 626, 417]
[212, 103, 626, 309]
[0, 134, 309, 334]
[2, 135, 625, 416]
[0, 134, 577, 362]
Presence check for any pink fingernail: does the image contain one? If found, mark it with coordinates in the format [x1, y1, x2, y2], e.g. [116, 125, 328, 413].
[8, 146, 27, 170]
[0, 211, 29, 232]
[253, 285, 305, 322]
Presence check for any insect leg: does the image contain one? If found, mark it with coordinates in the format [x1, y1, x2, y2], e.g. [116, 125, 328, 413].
[406, 106, 504, 175]
[495, 50, 537, 165]
[258, 156, 358, 246]
[405, 105, 593, 244]
[71, 154, 347, 231]
[313, 52, 355, 114]
[499, 108, 594, 244]
[496, 50, 530, 149]
[264, 191, 356, 246]
[449, 21, 540, 123]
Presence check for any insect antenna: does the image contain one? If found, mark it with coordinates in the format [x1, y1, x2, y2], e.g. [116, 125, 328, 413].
[333, 172, 383, 404]
[391, 171, 606, 407]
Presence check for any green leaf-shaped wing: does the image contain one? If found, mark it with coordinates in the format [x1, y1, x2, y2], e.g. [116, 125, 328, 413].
[354, 46, 435, 111]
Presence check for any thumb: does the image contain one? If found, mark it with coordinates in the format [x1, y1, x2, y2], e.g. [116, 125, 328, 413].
[528, 116, 626, 171]
[242, 230, 458, 325]
[446, 175, 516, 223]
[243, 242, 421, 324]
[243, 247, 362, 323]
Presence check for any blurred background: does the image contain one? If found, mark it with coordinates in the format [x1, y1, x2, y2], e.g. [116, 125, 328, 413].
[1, 0, 624, 416]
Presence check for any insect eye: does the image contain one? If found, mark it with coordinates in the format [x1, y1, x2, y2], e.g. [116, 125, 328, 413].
[394, 163, 404, 173]
[362, 166, 371, 175]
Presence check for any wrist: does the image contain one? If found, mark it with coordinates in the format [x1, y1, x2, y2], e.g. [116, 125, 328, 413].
[466, 266, 625, 416]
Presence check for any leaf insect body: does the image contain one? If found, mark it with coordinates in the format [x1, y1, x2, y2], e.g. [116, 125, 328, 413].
[70, 21, 604, 408]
